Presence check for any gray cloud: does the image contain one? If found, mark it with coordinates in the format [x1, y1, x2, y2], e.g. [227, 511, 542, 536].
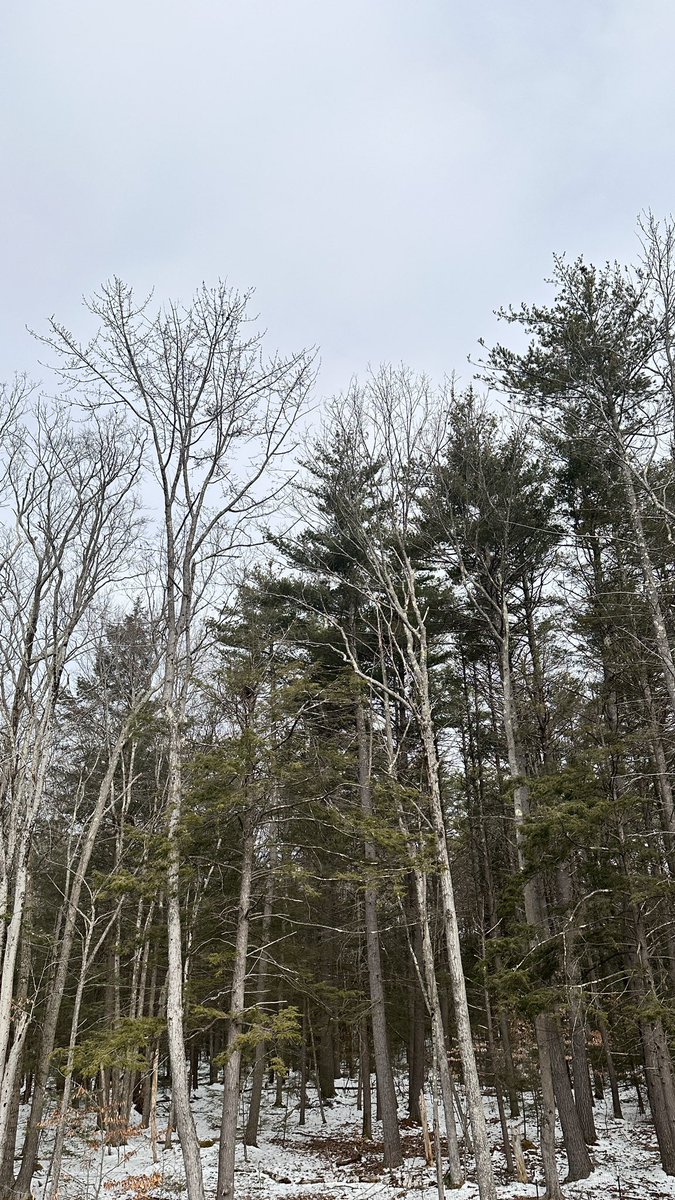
[2, 0, 674, 397]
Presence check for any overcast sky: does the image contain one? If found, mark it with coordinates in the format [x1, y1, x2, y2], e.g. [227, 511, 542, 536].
[2, 0, 674, 400]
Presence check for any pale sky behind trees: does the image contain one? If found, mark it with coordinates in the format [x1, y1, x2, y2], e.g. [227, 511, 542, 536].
[1, 0, 674, 397]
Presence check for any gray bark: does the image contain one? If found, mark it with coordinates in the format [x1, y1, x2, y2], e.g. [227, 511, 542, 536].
[216, 817, 255, 1200]
[619, 451, 675, 717]
[16, 715, 148, 1194]
[244, 845, 275, 1147]
[500, 607, 591, 1189]
[355, 694, 402, 1167]
[397, 577, 496, 1200]
[408, 868, 463, 1187]
[596, 1014, 623, 1120]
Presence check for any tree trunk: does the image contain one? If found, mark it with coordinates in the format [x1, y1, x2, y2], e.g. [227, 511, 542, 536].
[619, 454, 675, 718]
[533, 1014, 564, 1200]
[378, 628, 463, 1187]
[244, 843, 275, 1147]
[641, 1019, 675, 1173]
[596, 1015, 622, 1119]
[408, 868, 463, 1187]
[499, 613, 591, 1188]
[408, 907, 426, 1124]
[316, 1002, 336, 1101]
[569, 997, 596, 1145]
[216, 816, 255, 1200]
[545, 1017, 593, 1181]
[299, 1004, 308, 1128]
[558, 865, 596, 1145]
[47, 903, 117, 1200]
[498, 1011, 520, 1119]
[165, 716, 205, 1200]
[15, 717, 145, 1196]
[360, 1018, 372, 1140]
[355, 693, 402, 1167]
[483, 970, 514, 1179]
[631, 911, 675, 1173]
[409, 646, 496, 1200]
[0, 889, 32, 1193]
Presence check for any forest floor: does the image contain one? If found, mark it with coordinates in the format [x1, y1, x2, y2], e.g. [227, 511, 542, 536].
[25, 1071, 675, 1200]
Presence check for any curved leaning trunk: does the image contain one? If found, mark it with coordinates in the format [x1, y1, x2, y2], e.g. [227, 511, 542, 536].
[379, 563, 496, 1200]
[46, 903, 118, 1200]
[412, 673, 497, 1200]
[409, 869, 463, 1188]
[15, 714, 147, 1196]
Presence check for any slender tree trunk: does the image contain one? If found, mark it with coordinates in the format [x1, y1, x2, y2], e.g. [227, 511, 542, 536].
[308, 1016, 326, 1125]
[244, 844, 275, 1147]
[0, 852, 30, 1101]
[216, 816, 255, 1200]
[0, 726, 54, 1128]
[0, 1009, 29, 1195]
[484, 983, 514, 1180]
[498, 1011, 519, 1119]
[619, 454, 675, 717]
[532, 1015, 563, 1200]
[299, 1004, 308, 1128]
[408, 868, 463, 1187]
[0, 922, 31, 1198]
[360, 1017, 372, 1140]
[464, 655, 519, 1124]
[499, 610, 591, 1189]
[596, 1015, 622, 1119]
[631, 914, 675, 1174]
[354, 693, 402, 1167]
[47, 904, 120, 1200]
[558, 866, 596, 1145]
[641, 671, 675, 873]
[408, 905, 426, 1124]
[165, 711, 205, 1200]
[15, 716, 145, 1196]
[316, 1012, 336, 1100]
[407, 641, 496, 1200]
[149, 1043, 160, 1164]
[377, 625, 463, 1186]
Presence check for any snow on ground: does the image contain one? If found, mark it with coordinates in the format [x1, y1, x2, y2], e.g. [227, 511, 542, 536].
[24, 1071, 675, 1200]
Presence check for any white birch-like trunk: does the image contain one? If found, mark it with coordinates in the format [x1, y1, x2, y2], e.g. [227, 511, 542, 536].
[165, 715, 205, 1200]
[410, 647, 496, 1200]
[408, 868, 463, 1187]
[16, 711, 152, 1195]
[378, 619, 462, 1185]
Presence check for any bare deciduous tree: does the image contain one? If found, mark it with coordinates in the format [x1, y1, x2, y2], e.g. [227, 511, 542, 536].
[43, 280, 313, 1200]
[0, 405, 144, 1190]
